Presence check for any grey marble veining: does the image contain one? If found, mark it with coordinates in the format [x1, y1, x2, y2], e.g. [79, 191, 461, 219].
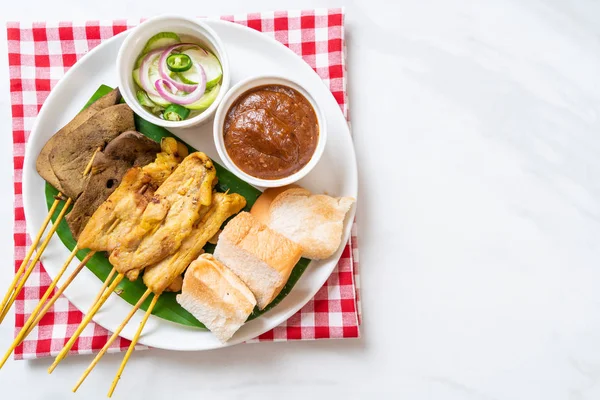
[1, 1, 600, 399]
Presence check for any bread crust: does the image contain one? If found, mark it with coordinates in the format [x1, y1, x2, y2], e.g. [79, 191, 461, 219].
[250, 184, 300, 225]
[215, 212, 302, 309]
[265, 188, 354, 260]
[177, 254, 256, 342]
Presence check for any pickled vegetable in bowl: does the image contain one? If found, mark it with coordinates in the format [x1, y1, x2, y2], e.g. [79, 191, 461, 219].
[132, 32, 223, 121]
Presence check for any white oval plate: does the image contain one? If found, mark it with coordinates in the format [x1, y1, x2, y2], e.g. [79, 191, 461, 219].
[22, 20, 357, 351]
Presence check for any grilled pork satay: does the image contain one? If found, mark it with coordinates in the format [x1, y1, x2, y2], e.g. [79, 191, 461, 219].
[109, 152, 217, 281]
[77, 138, 187, 252]
[77, 168, 152, 251]
[142, 192, 247, 294]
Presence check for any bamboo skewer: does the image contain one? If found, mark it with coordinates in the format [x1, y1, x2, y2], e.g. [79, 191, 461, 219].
[90, 268, 117, 308]
[0, 145, 103, 325]
[72, 288, 153, 392]
[82, 146, 102, 176]
[0, 196, 62, 324]
[108, 293, 159, 398]
[0, 197, 73, 323]
[0, 249, 96, 369]
[23, 251, 97, 339]
[48, 273, 124, 374]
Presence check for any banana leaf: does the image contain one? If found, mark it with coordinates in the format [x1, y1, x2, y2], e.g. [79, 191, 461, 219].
[44, 84, 310, 328]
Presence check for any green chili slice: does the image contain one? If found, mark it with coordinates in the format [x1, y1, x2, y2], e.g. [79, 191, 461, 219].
[163, 104, 191, 121]
[166, 53, 192, 72]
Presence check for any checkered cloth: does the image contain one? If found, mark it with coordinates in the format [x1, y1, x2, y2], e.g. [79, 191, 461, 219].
[7, 8, 360, 360]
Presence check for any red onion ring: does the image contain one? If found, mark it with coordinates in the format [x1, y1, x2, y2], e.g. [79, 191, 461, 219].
[154, 63, 206, 105]
[139, 49, 163, 96]
[158, 43, 203, 92]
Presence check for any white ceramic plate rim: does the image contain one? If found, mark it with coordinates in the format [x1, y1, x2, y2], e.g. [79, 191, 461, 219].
[22, 19, 357, 351]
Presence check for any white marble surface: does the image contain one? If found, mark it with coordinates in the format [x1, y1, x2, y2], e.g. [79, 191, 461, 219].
[1, 0, 600, 399]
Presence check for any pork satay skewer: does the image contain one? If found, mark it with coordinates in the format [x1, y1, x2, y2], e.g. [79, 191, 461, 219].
[108, 193, 247, 397]
[70, 154, 215, 372]
[49, 141, 188, 372]
[82, 146, 102, 176]
[73, 192, 246, 392]
[108, 152, 216, 281]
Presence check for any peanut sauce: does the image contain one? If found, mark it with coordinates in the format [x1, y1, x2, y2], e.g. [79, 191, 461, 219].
[223, 85, 319, 180]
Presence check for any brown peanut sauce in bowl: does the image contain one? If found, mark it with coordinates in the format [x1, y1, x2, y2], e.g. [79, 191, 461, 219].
[223, 85, 319, 180]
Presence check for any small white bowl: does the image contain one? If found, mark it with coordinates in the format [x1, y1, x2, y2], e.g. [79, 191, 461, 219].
[213, 75, 327, 188]
[116, 15, 230, 129]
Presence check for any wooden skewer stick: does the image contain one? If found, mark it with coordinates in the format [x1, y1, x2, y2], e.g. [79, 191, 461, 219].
[12, 245, 79, 337]
[1, 143, 103, 325]
[0, 144, 103, 324]
[46, 216, 119, 370]
[0, 197, 73, 323]
[89, 268, 117, 309]
[23, 251, 97, 339]
[108, 293, 159, 398]
[82, 146, 102, 177]
[0, 249, 96, 369]
[0, 196, 63, 324]
[48, 273, 124, 374]
[73, 288, 153, 392]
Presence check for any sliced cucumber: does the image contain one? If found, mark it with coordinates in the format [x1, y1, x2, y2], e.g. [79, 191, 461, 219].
[186, 83, 221, 111]
[147, 93, 170, 108]
[133, 52, 161, 89]
[176, 71, 197, 85]
[134, 55, 144, 69]
[132, 55, 170, 107]
[136, 90, 156, 107]
[179, 48, 222, 89]
[142, 32, 181, 54]
[132, 68, 143, 88]
[147, 56, 162, 89]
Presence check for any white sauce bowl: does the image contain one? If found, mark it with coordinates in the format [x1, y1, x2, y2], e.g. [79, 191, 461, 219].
[213, 75, 327, 188]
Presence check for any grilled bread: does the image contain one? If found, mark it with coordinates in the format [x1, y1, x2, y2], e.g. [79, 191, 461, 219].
[177, 254, 256, 343]
[214, 212, 302, 310]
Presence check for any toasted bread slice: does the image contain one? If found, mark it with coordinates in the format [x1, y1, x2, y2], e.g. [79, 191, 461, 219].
[250, 184, 300, 225]
[266, 188, 354, 260]
[176, 254, 256, 343]
[214, 212, 302, 310]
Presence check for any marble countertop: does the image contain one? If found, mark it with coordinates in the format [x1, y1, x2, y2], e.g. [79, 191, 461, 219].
[1, 0, 599, 399]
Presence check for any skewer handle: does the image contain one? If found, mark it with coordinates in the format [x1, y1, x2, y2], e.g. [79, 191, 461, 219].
[23, 251, 95, 339]
[108, 293, 159, 398]
[82, 146, 102, 176]
[0, 197, 73, 323]
[89, 268, 117, 309]
[48, 273, 124, 374]
[0, 248, 93, 369]
[73, 288, 153, 393]
[0, 197, 62, 323]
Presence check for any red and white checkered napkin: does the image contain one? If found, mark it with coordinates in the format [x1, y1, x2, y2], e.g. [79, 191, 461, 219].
[7, 8, 361, 360]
